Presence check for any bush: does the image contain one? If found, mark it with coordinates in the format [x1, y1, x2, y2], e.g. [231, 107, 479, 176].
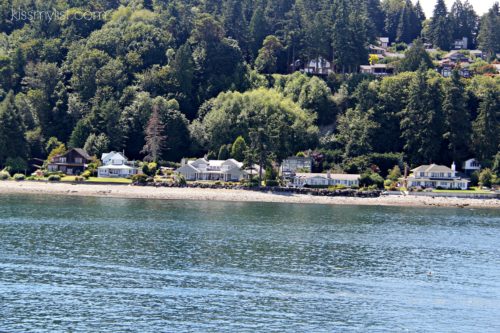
[75, 176, 85, 182]
[82, 170, 91, 179]
[132, 174, 148, 184]
[13, 173, 25, 181]
[265, 179, 279, 187]
[48, 175, 61, 182]
[0, 171, 10, 180]
[479, 169, 493, 188]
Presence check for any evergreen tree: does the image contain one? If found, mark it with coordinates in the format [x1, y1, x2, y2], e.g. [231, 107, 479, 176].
[218, 144, 231, 160]
[478, 3, 500, 60]
[472, 87, 499, 162]
[249, 3, 269, 57]
[398, 39, 433, 72]
[428, 0, 452, 50]
[366, 0, 386, 36]
[442, 70, 471, 164]
[0, 91, 28, 165]
[142, 106, 167, 162]
[450, 0, 479, 49]
[231, 136, 247, 161]
[396, 0, 420, 44]
[400, 68, 444, 166]
[84, 133, 110, 157]
[255, 35, 284, 74]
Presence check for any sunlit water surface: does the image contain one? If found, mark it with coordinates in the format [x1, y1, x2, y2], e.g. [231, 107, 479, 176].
[0, 194, 499, 332]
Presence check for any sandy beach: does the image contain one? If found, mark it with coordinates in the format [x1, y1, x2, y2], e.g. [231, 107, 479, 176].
[0, 180, 498, 209]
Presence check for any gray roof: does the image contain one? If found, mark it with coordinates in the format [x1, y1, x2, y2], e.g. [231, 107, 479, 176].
[72, 148, 92, 160]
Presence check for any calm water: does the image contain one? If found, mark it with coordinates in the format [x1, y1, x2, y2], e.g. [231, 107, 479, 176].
[0, 195, 499, 332]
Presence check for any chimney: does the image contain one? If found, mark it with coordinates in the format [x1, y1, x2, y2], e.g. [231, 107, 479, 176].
[327, 170, 331, 179]
[451, 162, 456, 176]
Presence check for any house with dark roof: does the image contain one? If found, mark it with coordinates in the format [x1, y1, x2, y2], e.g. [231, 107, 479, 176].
[47, 148, 91, 175]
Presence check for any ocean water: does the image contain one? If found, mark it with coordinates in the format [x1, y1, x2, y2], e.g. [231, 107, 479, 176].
[0, 194, 499, 332]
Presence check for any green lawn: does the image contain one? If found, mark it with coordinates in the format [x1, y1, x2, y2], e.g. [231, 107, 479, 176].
[432, 188, 492, 194]
[60, 176, 131, 184]
[87, 177, 132, 184]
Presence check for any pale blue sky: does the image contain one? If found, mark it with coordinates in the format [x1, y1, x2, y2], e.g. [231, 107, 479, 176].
[416, 0, 496, 18]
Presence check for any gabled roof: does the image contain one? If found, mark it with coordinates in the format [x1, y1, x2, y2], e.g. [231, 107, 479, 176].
[101, 151, 127, 161]
[71, 148, 91, 160]
[411, 164, 453, 173]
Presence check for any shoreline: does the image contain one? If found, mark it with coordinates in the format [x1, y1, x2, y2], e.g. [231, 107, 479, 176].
[0, 181, 498, 209]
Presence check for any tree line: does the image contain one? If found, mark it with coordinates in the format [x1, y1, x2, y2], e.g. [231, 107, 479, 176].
[0, 0, 499, 175]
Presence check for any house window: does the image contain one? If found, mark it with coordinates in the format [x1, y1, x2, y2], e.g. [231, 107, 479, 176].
[75, 158, 83, 164]
[60, 157, 67, 163]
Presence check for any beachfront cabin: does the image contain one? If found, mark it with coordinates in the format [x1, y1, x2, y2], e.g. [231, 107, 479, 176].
[97, 151, 138, 178]
[175, 158, 258, 182]
[281, 156, 313, 179]
[292, 172, 360, 188]
[462, 158, 481, 176]
[47, 148, 91, 175]
[406, 163, 470, 190]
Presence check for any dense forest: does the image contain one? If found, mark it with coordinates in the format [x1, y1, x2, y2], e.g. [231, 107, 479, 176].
[0, 0, 499, 177]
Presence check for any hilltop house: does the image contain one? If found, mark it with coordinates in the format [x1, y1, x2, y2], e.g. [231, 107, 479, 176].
[453, 37, 469, 50]
[378, 37, 390, 49]
[462, 158, 481, 176]
[360, 64, 394, 76]
[97, 151, 138, 178]
[175, 158, 258, 182]
[406, 163, 470, 190]
[47, 148, 91, 175]
[303, 57, 334, 75]
[292, 172, 360, 188]
[280, 156, 313, 179]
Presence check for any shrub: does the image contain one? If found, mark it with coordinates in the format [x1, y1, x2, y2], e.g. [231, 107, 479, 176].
[82, 170, 91, 179]
[48, 175, 61, 182]
[0, 171, 10, 180]
[266, 179, 279, 187]
[479, 169, 493, 188]
[13, 173, 25, 181]
[75, 176, 85, 182]
[132, 174, 148, 184]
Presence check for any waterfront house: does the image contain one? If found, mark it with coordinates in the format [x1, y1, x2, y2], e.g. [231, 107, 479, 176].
[280, 156, 313, 178]
[175, 158, 258, 182]
[98, 151, 138, 178]
[406, 163, 470, 190]
[47, 148, 91, 175]
[292, 172, 360, 188]
[462, 158, 481, 176]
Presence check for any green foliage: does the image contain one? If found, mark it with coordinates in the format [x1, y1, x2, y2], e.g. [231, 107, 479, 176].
[47, 175, 61, 182]
[479, 168, 494, 187]
[84, 133, 110, 158]
[192, 88, 318, 162]
[132, 174, 149, 184]
[13, 173, 25, 181]
[387, 165, 402, 181]
[231, 136, 247, 162]
[359, 172, 384, 189]
[398, 39, 433, 72]
[0, 171, 9, 180]
[5, 157, 27, 173]
[218, 144, 231, 160]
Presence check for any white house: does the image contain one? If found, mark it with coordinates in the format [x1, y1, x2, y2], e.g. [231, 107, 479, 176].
[292, 172, 360, 188]
[175, 158, 257, 182]
[98, 152, 139, 178]
[303, 57, 334, 75]
[406, 163, 469, 190]
[462, 158, 481, 176]
[378, 37, 389, 49]
[360, 64, 394, 76]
